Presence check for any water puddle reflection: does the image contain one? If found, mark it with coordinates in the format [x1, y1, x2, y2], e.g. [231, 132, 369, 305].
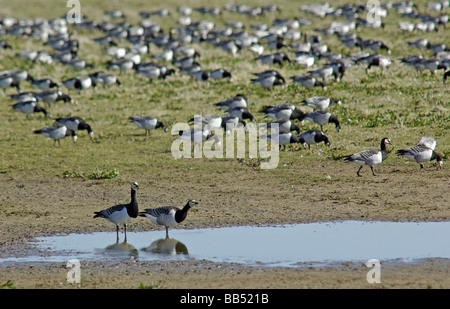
[2, 221, 449, 267]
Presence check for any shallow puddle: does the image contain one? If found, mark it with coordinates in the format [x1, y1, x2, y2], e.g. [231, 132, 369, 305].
[2, 221, 450, 267]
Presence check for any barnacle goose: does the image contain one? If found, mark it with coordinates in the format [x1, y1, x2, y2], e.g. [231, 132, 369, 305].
[62, 76, 96, 91]
[55, 116, 94, 141]
[89, 71, 121, 87]
[139, 200, 198, 237]
[33, 122, 75, 146]
[304, 111, 341, 132]
[251, 70, 286, 88]
[35, 90, 72, 107]
[268, 119, 301, 134]
[94, 182, 140, 242]
[396, 137, 443, 170]
[31, 78, 59, 90]
[260, 132, 302, 150]
[214, 94, 248, 110]
[12, 100, 49, 119]
[299, 130, 331, 149]
[291, 75, 326, 90]
[129, 116, 167, 136]
[262, 103, 305, 121]
[302, 96, 342, 111]
[343, 138, 392, 176]
[444, 70, 449, 84]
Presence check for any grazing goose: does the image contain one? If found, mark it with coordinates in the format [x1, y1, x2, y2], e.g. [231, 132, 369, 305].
[299, 130, 331, 149]
[262, 103, 305, 121]
[190, 114, 223, 130]
[343, 138, 392, 176]
[177, 128, 221, 150]
[444, 70, 449, 84]
[94, 182, 140, 242]
[129, 116, 167, 136]
[396, 137, 443, 170]
[220, 115, 247, 134]
[62, 76, 96, 91]
[226, 107, 255, 122]
[251, 73, 285, 88]
[365, 54, 392, 73]
[31, 78, 59, 90]
[291, 75, 326, 90]
[10, 91, 37, 102]
[33, 122, 75, 146]
[304, 111, 341, 132]
[260, 132, 302, 150]
[210, 68, 232, 81]
[255, 53, 291, 66]
[139, 200, 198, 237]
[12, 100, 49, 119]
[307, 66, 334, 81]
[1, 69, 33, 91]
[0, 75, 20, 94]
[55, 116, 94, 141]
[302, 96, 342, 111]
[294, 52, 315, 67]
[214, 94, 248, 110]
[89, 71, 121, 87]
[108, 57, 135, 73]
[35, 90, 72, 107]
[268, 119, 301, 134]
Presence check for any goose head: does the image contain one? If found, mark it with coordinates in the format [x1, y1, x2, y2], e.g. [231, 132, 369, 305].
[131, 182, 139, 190]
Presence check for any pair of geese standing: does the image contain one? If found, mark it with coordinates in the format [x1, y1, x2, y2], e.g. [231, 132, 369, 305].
[94, 182, 197, 242]
[342, 136, 443, 177]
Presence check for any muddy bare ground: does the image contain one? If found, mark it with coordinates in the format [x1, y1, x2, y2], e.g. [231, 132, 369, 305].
[0, 160, 449, 289]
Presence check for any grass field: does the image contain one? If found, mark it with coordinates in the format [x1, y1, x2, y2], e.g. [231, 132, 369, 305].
[0, 0, 449, 289]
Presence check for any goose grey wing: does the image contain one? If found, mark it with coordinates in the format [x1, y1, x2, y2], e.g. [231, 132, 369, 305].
[353, 149, 379, 160]
[144, 206, 177, 217]
[99, 204, 127, 218]
[416, 136, 436, 150]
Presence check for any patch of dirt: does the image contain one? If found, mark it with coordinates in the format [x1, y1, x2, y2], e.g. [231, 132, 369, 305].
[0, 163, 449, 289]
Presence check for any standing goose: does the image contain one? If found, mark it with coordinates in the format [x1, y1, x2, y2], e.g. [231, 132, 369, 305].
[342, 138, 392, 176]
[94, 182, 140, 242]
[139, 200, 198, 237]
[396, 137, 443, 170]
[304, 111, 341, 132]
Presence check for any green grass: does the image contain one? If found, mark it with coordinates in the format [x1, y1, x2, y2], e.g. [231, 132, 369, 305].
[0, 0, 448, 182]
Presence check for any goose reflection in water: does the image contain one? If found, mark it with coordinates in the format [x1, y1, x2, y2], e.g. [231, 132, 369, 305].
[141, 237, 188, 256]
[103, 241, 139, 258]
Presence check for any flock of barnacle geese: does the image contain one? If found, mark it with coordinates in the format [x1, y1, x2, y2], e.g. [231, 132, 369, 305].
[1, 1, 447, 240]
[1, 1, 447, 173]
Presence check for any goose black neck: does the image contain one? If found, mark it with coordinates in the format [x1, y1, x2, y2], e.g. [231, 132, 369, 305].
[127, 188, 138, 218]
[380, 139, 388, 151]
[175, 202, 191, 223]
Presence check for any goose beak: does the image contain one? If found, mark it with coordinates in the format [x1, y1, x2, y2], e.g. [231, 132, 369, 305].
[89, 132, 94, 139]
[437, 161, 443, 170]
